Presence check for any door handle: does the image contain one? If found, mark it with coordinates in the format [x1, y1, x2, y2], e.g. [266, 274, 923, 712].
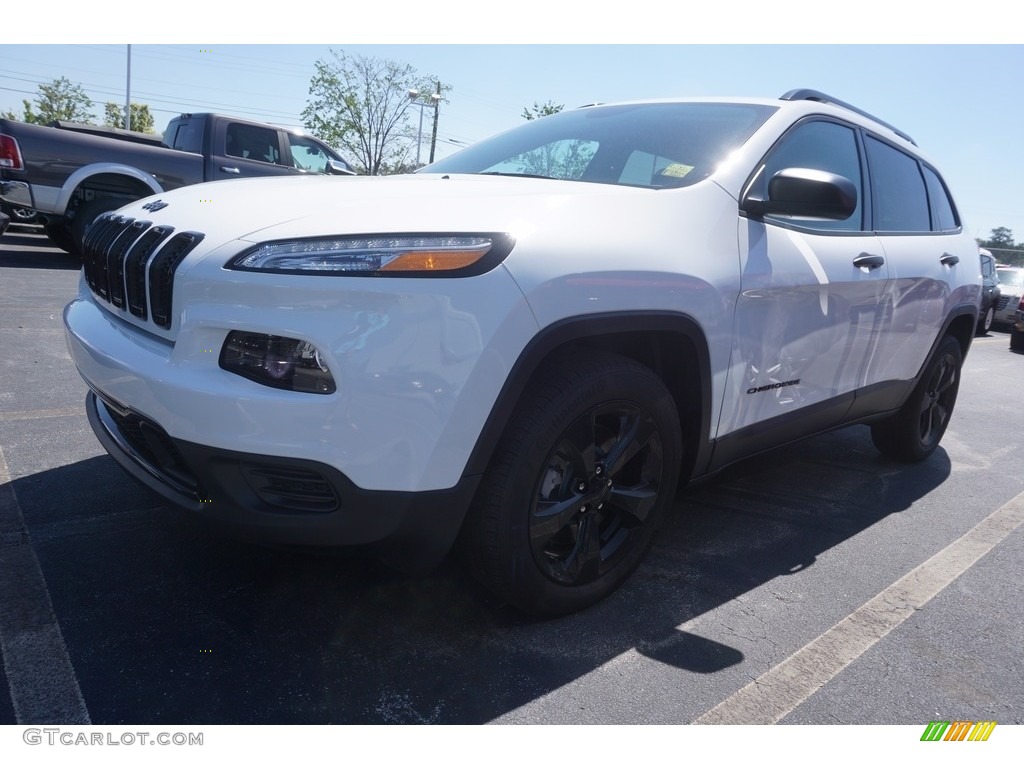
[853, 253, 885, 270]
[219, 166, 240, 174]
[940, 253, 960, 266]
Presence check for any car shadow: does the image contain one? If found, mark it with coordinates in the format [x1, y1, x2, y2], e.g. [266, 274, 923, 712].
[0, 229, 80, 270]
[8, 426, 950, 724]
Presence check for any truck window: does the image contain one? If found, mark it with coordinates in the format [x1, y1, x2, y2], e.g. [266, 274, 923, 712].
[226, 123, 281, 164]
[166, 119, 203, 154]
[288, 135, 332, 173]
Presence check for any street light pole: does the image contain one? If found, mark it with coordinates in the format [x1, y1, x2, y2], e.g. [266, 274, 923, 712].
[408, 89, 441, 168]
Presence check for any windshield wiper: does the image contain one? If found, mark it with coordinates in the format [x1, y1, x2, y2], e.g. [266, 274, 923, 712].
[476, 171, 555, 180]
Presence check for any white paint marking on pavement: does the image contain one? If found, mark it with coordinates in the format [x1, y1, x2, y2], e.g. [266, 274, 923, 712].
[0, 444, 91, 724]
[693, 489, 1024, 724]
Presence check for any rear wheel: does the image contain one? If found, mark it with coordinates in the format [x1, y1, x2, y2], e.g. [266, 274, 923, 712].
[1010, 328, 1024, 352]
[871, 335, 962, 462]
[463, 352, 682, 617]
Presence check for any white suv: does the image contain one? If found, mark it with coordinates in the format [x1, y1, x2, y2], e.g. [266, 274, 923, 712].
[64, 89, 981, 616]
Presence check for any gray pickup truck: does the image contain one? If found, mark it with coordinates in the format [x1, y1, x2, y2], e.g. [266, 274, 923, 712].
[0, 113, 354, 254]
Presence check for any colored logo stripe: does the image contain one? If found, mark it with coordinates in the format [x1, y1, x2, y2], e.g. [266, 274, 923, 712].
[968, 722, 997, 742]
[920, 721, 996, 742]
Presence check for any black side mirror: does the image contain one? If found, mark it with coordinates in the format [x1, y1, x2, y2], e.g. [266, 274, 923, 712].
[741, 167, 857, 221]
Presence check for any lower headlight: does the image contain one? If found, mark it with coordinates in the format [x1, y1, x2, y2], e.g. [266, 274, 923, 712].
[220, 332, 336, 394]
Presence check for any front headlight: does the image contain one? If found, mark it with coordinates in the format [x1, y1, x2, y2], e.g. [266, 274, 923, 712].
[227, 233, 514, 276]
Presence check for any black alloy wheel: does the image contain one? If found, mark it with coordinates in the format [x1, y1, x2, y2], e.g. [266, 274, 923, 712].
[871, 335, 962, 462]
[463, 352, 682, 617]
[529, 401, 664, 587]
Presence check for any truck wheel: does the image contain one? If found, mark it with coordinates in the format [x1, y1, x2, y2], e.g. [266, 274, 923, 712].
[976, 305, 994, 336]
[43, 223, 76, 253]
[70, 197, 126, 255]
[1010, 328, 1024, 352]
[871, 335, 962, 462]
[463, 352, 682, 617]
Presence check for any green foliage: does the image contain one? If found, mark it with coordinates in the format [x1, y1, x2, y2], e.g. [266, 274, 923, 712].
[978, 227, 1024, 267]
[302, 49, 448, 175]
[522, 100, 564, 121]
[103, 102, 156, 133]
[18, 77, 94, 125]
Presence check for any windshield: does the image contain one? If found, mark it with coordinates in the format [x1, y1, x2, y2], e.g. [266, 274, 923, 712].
[423, 102, 776, 189]
[997, 268, 1024, 289]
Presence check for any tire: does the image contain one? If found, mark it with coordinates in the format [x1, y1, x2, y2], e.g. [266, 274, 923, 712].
[43, 223, 76, 253]
[1010, 328, 1024, 352]
[976, 304, 994, 336]
[462, 352, 683, 617]
[70, 197, 127, 256]
[871, 335, 962, 462]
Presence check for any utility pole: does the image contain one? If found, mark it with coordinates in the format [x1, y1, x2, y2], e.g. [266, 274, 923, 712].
[123, 44, 132, 131]
[429, 80, 442, 163]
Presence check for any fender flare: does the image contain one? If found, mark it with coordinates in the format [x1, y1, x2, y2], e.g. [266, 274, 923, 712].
[461, 310, 715, 482]
[55, 163, 164, 215]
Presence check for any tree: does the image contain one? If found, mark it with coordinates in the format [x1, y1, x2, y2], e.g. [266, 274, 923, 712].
[978, 227, 1024, 267]
[104, 102, 156, 133]
[515, 100, 592, 179]
[982, 227, 1016, 249]
[17, 77, 94, 125]
[302, 49, 447, 175]
[522, 100, 563, 121]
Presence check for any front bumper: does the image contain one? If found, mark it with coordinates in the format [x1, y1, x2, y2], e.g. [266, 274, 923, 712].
[86, 390, 478, 566]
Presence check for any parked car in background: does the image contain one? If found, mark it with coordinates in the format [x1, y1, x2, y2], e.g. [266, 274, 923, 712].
[994, 265, 1024, 327]
[0, 113, 355, 255]
[977, 248, 1000, 334]
[1011, 311, 1024, 351]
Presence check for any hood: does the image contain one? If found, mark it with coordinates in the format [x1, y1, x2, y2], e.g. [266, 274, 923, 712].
[117, 173, 659, 250]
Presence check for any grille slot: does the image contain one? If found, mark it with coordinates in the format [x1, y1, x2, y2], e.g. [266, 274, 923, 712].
[125, 226, 174, 320]
[107, 220, 150, 309]
[81, 213, 204, 331]
[149, 232, 205, 329]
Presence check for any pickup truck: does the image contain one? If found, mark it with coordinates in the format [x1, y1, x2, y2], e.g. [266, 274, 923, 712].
[0, 113, 355, 254]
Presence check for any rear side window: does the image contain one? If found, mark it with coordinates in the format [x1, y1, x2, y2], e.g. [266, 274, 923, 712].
[922, 165, 959, 232]
[865, 137, 930, 232]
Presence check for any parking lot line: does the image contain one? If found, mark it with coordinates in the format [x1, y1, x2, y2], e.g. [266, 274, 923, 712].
[0, 444, 90, 725]
[692, 489, 1024, 724]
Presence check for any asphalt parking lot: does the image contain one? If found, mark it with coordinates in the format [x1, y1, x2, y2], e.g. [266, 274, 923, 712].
[1, 224, 1022, 726]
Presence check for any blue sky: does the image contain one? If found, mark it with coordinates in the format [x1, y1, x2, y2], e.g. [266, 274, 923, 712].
[3, 8, 1023, 246]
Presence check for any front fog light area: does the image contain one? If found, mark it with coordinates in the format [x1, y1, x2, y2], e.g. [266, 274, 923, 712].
[220, 332, 336, 394]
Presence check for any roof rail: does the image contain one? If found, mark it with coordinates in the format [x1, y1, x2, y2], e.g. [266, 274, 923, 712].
[780, 88, 916, 146]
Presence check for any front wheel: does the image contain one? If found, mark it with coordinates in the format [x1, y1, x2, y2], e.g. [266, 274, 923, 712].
[43, 223, 76, 253]
[871, 335, 962, 462]
[1010, 327, 1024, 352]
[463, 352, 683, 617]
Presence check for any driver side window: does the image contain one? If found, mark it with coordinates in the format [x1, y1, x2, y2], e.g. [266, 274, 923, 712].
[760, 120, 864, 232]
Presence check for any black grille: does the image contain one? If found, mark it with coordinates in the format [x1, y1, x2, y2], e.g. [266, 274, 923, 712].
[82, 212, 204, 330]
[997, 295, 1011, 311]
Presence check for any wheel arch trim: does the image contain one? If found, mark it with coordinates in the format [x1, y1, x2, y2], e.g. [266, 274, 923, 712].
[461, 310, 715, 483]
[55, 163, 163, 215]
